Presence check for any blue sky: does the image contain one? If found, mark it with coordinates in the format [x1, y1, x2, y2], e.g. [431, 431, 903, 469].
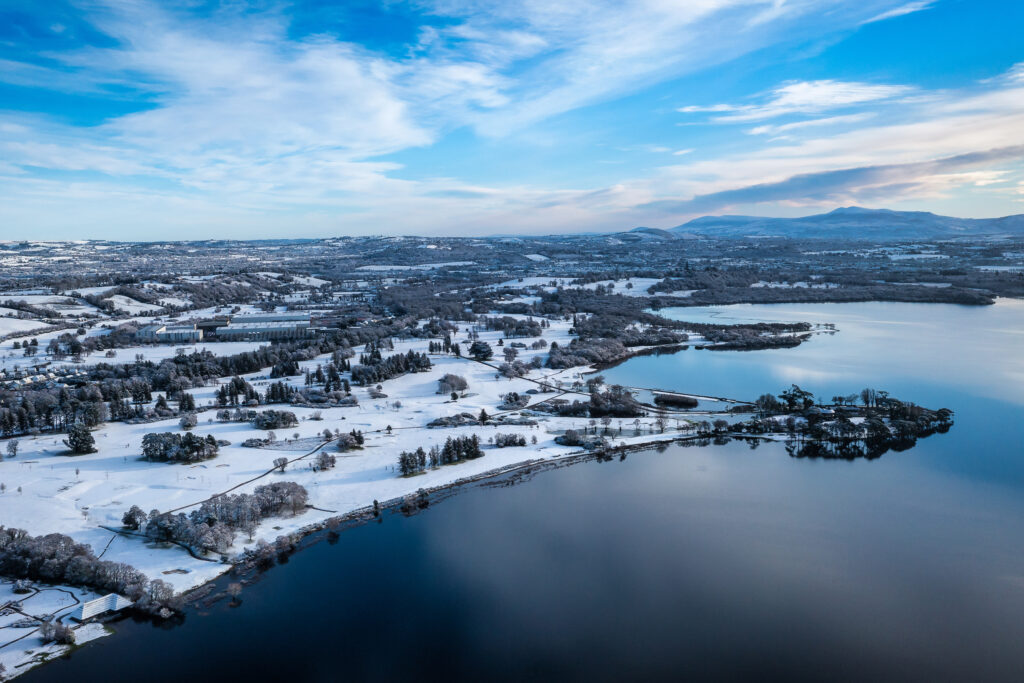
[1, 0, 1022, 239]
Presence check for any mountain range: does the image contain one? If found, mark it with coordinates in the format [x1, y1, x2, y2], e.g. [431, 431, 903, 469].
[625, 207, 1024, 241]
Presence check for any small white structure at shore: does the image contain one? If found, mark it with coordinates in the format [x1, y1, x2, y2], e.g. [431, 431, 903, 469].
[72, 593, 134, 622]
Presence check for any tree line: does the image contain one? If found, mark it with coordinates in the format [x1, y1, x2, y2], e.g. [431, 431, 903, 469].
[398, 434, 484, 476]
[0, 526, 182, 617]
[123, 481, 309, 555]
[141, 432, 220, 463]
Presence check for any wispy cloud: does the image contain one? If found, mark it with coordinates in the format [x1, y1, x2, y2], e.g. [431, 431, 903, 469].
[862, 1, 935, 25]
[641, 146, 1024, 215]
[416, 0, 927, 136]
[0, 0, 1018, 238]
[681, 80, 912, 122]
[748, 113, 876, 136]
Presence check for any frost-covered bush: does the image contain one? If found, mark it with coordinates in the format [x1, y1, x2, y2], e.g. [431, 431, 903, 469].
[141, 432, 219, 463]
[493, 433, 527, 448]
[250, 410, 298, 430]
[437, 373, 468, 394]
[139, 481, 308, 553]
[0, 527, 182, 616]
[38, 620, 75, 645]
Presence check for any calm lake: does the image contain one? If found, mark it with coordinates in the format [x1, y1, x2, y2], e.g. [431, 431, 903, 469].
[28, 300, 1024, 682]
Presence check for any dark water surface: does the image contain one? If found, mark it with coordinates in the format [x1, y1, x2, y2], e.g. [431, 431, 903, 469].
[29, 301, 1024, 682]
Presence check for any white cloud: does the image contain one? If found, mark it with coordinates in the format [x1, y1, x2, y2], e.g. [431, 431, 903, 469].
[638, 68, 1024, 218]
[684, 80, 912, 123]
[748, 113, 876, 135]
[0, 0, 1018, 238]
[0, 1, 433, 202]
[420, 0, 925, 136]
[678, 104, 740, 113]
[862, 1, 935, 25]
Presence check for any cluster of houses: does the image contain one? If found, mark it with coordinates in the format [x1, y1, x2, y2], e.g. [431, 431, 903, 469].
[0, 365, 88, 391]
[133, 311, 314, 344]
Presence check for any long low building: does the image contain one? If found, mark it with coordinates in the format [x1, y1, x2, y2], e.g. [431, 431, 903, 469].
[134, 313, 311, 343]
[216, 320, 312, 341]
[72, 593, 134, 622]
[231, 312, 311, 324]
[134, 324, 203, 342]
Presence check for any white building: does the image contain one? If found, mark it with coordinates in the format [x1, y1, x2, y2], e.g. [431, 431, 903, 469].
[231, 312, 311, 324]
[71, 593, 134, 622]
[158, 325, 203, 342]
[217, 320, 311, 341]
[134, 324, 165, 341]
[133, 324, 203, 343]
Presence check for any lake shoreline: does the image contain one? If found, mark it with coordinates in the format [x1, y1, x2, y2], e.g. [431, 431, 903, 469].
[181, 431, 761, 606]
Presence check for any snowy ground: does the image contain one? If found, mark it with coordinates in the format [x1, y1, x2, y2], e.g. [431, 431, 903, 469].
[0, 335, 269, 373]
[0, 317, 710, 678]
[487, 276, 699, 298]
[106, 295, 164, 315]
[0, 579, 106, 677]
[155, 296, 191, 308]
[491, 276, 650, 291]
[60, 286, 117, 297]
[0, 319, 691, 591]
[750, 281, 839, 289]
[0, 296, 99, 319]
[356, 262, 475, 271]
[0, 319, 52, 338]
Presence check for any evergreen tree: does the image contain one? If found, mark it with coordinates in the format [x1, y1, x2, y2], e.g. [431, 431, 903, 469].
[64, 423, 96, 454]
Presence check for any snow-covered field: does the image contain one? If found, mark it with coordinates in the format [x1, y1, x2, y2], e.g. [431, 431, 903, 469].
[0, 295, 68, 307]
[0, 319, 687, 595]
[106, 295, 164, 315]
[490, 276, 575, 289]
[156, 296, 191, 308]
[0, 318, 52, 338]
[357, 262, 475, 271]
[0, 296, 99, 318]
[0, 580, 107, 675]
[490, 276, 665, 296]
[0, 314, 710, 677]
[0, 340, 269, 374]
[60, 286, 117, 297]
[289, 275, 330, 287]
[750, 281, 839, 289]
[888, 253, 948, 260]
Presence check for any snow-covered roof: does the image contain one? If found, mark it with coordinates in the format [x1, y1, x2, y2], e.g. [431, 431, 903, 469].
[72, 593, 134, 621]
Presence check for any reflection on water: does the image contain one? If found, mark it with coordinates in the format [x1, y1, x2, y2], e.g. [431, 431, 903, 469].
[605, 299, 1024, 491]
[642, 299, 1024, 406]
[27, 301, 1024, 682]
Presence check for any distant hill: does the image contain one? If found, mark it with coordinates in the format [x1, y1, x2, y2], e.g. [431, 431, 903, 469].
[622, 226, 677, 240]
[667, 207, 1024, 240]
